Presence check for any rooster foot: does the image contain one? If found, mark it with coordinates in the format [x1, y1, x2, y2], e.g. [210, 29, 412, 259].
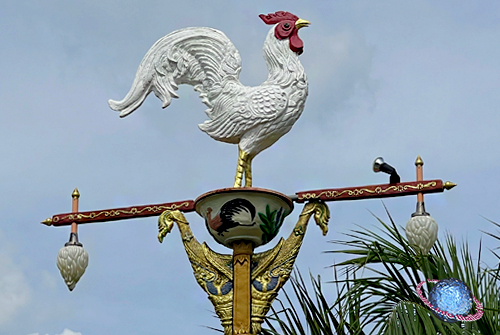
[234, 149, 254, 188]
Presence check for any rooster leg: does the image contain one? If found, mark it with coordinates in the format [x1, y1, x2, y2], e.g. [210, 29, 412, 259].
[234, 148, 250, 188]
[244, 154, 254, 187]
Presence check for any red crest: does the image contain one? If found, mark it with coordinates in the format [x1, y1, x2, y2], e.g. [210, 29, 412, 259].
[259, 11, 299, 25]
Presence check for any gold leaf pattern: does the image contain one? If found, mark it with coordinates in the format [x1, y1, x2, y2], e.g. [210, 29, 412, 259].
[298, 182, 437, 201]
[54, 202, 192, 223]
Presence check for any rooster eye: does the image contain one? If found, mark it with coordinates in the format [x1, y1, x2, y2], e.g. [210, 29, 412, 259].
[284, 23, 290, 29]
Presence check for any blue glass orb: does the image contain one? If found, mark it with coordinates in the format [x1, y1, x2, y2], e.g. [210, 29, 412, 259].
[428, 278, 473, 322]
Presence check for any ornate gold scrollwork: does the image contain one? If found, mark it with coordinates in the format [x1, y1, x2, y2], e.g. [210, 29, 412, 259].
[59, 202, 193, 223]
[158, 200, 329, 335]
[298, 181, 439, 201]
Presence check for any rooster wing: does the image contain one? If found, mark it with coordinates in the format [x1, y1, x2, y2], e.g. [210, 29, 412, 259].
[108, 27, 243, 118]
[198, 85, 288, 143]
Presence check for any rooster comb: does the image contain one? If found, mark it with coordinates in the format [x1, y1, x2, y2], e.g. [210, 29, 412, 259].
[259, 11, 299, 25]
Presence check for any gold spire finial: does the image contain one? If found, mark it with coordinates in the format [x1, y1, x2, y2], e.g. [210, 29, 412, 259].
[443, 181, 457, 190]
[41, 218, 53, 226]
[72, 188, 80, 199]
[415, 155, 424, 166]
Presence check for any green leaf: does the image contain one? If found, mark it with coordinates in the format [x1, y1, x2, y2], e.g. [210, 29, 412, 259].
[261, 209, 500, 335]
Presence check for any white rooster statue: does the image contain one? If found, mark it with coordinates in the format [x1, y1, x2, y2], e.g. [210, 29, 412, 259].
[108, 11, 310, 187]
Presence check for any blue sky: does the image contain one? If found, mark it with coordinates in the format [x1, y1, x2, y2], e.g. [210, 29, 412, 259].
[1, 1, 499, 334]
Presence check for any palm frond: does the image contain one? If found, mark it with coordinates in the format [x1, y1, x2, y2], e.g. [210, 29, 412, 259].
[221, 213, 500, 335]
[326, 210, 500, 335]
[263, 270, 365, 335]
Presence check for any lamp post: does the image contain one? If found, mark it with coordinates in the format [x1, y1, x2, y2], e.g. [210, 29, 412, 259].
[39, 9, 456, 335]
[54, 188, 88, 291]
[405, 156, 440, 254]
[42, 156, 454, 334]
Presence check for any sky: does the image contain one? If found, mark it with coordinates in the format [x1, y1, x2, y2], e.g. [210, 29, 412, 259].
[1, 0, 499, 334]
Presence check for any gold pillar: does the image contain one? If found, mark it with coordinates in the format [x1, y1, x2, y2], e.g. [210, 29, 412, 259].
[232, 240, 253, 335]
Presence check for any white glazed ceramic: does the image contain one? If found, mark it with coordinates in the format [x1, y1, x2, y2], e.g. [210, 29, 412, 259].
[195, 188, 293, 248]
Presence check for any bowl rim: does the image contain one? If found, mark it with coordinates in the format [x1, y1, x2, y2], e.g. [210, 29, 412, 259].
[194, 187, 294, 216]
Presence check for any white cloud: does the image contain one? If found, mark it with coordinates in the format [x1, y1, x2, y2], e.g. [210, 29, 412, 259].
[40, 270, 58, 292]
[27, 329, 82, 335]
[304, 29, 377, 117]
[0, 233, 30, 326]
[58, 329, 82, 335]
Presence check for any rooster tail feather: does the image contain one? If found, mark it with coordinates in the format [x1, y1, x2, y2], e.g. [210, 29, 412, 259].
[109, 27, 243, 118]
[152, 73, 177, 109]
[108, 39, 181, 117]
[108, 76, 154, 118]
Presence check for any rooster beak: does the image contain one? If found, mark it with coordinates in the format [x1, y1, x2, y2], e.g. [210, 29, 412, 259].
[295, 18, 310, 30]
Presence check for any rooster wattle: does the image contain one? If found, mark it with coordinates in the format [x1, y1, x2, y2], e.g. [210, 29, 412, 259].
[108, 11, 310, 187]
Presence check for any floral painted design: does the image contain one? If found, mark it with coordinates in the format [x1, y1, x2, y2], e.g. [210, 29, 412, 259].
[259, 205, 285, 244]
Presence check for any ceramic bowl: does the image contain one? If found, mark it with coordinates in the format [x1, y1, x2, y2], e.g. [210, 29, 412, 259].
[195, 187, 294, 248]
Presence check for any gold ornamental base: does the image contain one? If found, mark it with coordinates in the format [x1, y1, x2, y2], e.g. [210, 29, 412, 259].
[157, 189, 329, 335]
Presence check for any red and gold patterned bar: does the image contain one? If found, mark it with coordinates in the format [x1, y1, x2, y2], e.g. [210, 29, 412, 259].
[295, 179, 456, 203]
[42, 200, 195, 226]
[42, 179, 456, 226]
